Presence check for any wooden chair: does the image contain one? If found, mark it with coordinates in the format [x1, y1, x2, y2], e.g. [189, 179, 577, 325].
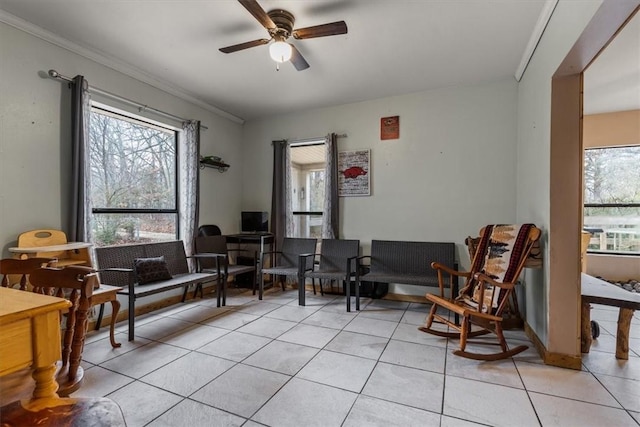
[419, 224, 541, 360]
[16, 229, 91, 267]
[259, 237, 317, 299]
[33, 266, 99, 396]
[0, 266, 97, 399]
[1, 267, 125, 426]
[0, 257, 56, 290]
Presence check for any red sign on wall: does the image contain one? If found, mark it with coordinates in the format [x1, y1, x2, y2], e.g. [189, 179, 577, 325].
[381, 116, 399, 140]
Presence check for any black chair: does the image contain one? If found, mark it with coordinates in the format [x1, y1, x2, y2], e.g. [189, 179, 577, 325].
[198, 224, 222, 237]
[300, 239, 360, 310]
[259, 237, 317, 301]
[194, 235, 257, 305]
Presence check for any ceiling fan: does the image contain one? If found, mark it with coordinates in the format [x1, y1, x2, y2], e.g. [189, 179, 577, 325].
[219, 0, 348, 71]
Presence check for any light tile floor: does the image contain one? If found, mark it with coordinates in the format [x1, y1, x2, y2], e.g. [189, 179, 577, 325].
[75, 287, 640, 427]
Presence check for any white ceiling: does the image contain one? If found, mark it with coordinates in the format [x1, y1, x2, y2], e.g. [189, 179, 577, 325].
[0, 0, 636, 122]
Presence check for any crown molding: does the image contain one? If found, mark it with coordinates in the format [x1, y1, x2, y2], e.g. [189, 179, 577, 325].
[515, 0, 559, 82]
[0, 10, 245, 124]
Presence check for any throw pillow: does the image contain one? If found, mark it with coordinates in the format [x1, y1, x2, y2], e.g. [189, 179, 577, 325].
[134, 256, 172, 285]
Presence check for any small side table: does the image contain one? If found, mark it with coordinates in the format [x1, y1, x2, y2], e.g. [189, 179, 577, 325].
[92, 285, 123, 348]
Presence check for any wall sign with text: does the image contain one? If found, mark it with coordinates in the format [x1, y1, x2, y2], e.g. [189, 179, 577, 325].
[381, 116, 399, 140]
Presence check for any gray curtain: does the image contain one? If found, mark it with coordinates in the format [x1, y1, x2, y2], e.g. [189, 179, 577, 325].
[271, 140, 288, 249]
[322, 133, 339, 238]
[69, 75, 91, 242]
[179, 120, 200, 258]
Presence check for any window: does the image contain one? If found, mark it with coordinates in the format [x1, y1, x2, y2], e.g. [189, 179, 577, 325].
[88, 106, 178, 246]
[583, 145, 640, 254]
[290, 142, 325, 239]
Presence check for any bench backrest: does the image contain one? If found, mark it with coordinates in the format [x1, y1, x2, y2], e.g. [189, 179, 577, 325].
[318, 239, 360, 273]
[369, 240, 455, 278]
[95, 241, 189, 286]
[144, 241, 190, 275]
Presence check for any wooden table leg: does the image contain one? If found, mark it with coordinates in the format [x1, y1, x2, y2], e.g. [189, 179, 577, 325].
[580, 300, 592, 353]
[615, 308, 633, 360]
[31, 310, 62, 400]
[109, 299, 122, 348]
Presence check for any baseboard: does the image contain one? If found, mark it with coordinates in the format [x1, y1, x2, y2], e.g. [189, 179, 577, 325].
[383, 293, 429, 304]
[91, 285, 576, 371]
[87, 283, 218, 330]
[524, 322, 582, 370]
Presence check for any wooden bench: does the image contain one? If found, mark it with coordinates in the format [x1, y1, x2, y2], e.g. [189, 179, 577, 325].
[581, 273, 640, 360]
[94, 241, 220, 341]
[354, 240, 457, 311]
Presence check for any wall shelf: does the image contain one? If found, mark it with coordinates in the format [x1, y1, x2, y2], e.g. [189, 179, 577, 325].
[200, 156, 230, 173]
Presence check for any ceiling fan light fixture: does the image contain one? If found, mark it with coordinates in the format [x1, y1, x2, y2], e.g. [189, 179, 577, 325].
[269, 40, 292, 63]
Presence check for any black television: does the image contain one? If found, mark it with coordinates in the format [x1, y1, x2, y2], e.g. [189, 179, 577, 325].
[241, 211, 269, 233]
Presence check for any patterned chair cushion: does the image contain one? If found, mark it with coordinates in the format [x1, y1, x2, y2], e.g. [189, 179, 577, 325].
[463, 224, 535, 313]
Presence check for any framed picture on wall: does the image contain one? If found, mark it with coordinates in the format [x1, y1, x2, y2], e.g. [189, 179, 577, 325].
[338, 149, 371, 196]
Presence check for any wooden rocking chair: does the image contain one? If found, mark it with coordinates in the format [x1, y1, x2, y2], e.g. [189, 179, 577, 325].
[419, 224, 541, 361]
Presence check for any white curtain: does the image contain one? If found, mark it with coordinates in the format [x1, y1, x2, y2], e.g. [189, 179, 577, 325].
[284, 144, 294, 237]
[179, 120, 200, 258]
[322, 133, 339, 238]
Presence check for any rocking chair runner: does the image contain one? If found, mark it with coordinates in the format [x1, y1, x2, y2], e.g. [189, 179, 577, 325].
[419, 224, 541, 360]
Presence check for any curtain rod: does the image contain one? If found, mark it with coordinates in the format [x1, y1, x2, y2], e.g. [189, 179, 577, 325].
[290, 134, 348, 145]
[47, 70, 208, 130]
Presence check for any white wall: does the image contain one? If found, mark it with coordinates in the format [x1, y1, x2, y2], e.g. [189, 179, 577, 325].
[242, 79, 520, 295]
[516, 0, 603, 346]
[0, 22, 244, 256]
[0, 22, 244, 318]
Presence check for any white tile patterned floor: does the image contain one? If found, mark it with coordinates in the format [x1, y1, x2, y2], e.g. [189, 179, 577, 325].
[74, 287, 640, 427]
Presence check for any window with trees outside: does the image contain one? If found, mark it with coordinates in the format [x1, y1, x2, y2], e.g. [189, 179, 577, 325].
[290, 142, 325, 239]
[89, 106, 178, 247]
[583, 145, 640, 255]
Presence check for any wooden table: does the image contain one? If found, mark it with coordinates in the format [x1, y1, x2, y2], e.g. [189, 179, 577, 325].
[93, 285, 123, 348]
[0, 287, 70, 400]
[581, 273, 640, 359]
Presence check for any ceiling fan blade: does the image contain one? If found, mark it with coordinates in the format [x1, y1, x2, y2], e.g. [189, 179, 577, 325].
[289, 44, 310, 71]
[238, 0, 276, 30]
[293, 21, 347, 39]
[219, 38, 270, 54]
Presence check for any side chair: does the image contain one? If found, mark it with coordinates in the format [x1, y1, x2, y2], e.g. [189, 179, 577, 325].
[419, 224, 541, 360]
[194, 235, 257, 305]
[0, 265, 98, 403]
[259, 237, 317, 302]
[30, 266, 98, 396]
[299, 239, 360, 309]
[0, 257, 56, 290]
[1, 267, 126, 427]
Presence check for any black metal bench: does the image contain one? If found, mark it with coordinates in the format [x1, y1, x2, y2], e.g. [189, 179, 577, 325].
[95, 241, 219, 341]
[354, 240, 457, 311]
